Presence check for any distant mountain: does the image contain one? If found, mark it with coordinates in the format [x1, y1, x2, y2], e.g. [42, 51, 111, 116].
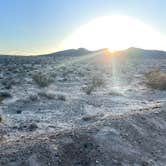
[0, 48, 91, 64]
[113, 47, 166, 59]
[0, 48, 91, 57]
[42, 48, 91, 58]
[0, 47, 166, 63]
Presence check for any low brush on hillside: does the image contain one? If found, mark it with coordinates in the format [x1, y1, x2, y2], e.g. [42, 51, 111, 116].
[145, 69, 166, 90]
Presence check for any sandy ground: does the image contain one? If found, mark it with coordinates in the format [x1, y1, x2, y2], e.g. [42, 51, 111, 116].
[0, 50, 166, 166]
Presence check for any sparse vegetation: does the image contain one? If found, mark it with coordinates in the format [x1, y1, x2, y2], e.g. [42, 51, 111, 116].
[0, 96, 4, 104]
[0, 92, 12, 105]
[56, 94, 66, 101]
[1, 47, 166, 165]
[29, 93, 39, 101]
[33, 72, 53, 87]
[0, 115, 2, 123]
[17, 123, 38, 132]
[0, 91, 11, 98]
[28, 123, 38, 131]
[82, 76, 105, 95]
[145, 70, 166, 90]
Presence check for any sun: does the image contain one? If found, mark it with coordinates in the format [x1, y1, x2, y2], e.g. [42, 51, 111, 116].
[62, 15, 166, 51]
[108, 48, 119, 53]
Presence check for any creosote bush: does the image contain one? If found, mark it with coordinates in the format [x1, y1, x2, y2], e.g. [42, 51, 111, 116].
[33, 72, 53, 87]
[0, 96, 4, 104]
[29, 94, 39, 101]
[145, 69, 166, 90]
[56, 94, 66, 101]
[82, 76, 105, 95]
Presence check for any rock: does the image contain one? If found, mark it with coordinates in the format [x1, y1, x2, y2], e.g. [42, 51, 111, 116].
[0, 91, 11, 98]
[28, 123, 38, 131]
[16, 110, 22, 114]
[17, 123, 38, 132]
[56, 94, 66, 101]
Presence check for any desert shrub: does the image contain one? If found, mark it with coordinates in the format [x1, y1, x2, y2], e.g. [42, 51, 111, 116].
[29, 94, 39, 101]
[145, 70, 166, 90]
[56, 94, 66, 101]
[82, 76, 105, 95]
[33, 72, 53, 87]
[0, 115, 2, 123]
[28, 123, 38, 131]
[0, 91, 11, 98]
[0, 96, 4, 104]
[17, 122, 38, 131]
[0, 91, 12, 105]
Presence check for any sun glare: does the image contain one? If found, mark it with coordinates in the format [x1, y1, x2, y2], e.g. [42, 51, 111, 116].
[108, 48, 120, 53]
[63, 15, 166, 51]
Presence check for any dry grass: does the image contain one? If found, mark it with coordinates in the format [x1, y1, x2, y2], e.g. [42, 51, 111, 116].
[145, 70, 166, 90]
[82, 76, 105, 95]
[33, 72, 53, 87]
[0, 96, 4, 104]
[29, 94, 39, 101]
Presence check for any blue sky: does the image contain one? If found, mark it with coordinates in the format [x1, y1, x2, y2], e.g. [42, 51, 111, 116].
[0, 0, 166, 55]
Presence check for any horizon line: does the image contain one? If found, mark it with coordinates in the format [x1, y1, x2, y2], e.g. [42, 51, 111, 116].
[0, 47, 166, 57]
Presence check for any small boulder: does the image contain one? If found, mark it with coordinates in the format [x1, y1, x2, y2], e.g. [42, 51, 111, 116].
[28, 123, 38, 131]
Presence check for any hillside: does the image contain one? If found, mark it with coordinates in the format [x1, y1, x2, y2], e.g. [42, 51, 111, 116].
[0, 48, 166, 166]
[114, 47, 166, 59]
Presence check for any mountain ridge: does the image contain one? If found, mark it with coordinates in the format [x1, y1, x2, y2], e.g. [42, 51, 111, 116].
[0, 47, 166, 58]
[113, 47, 166, 58]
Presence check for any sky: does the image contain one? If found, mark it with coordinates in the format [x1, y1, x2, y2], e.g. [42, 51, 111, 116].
[0, 0, 166, 55]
